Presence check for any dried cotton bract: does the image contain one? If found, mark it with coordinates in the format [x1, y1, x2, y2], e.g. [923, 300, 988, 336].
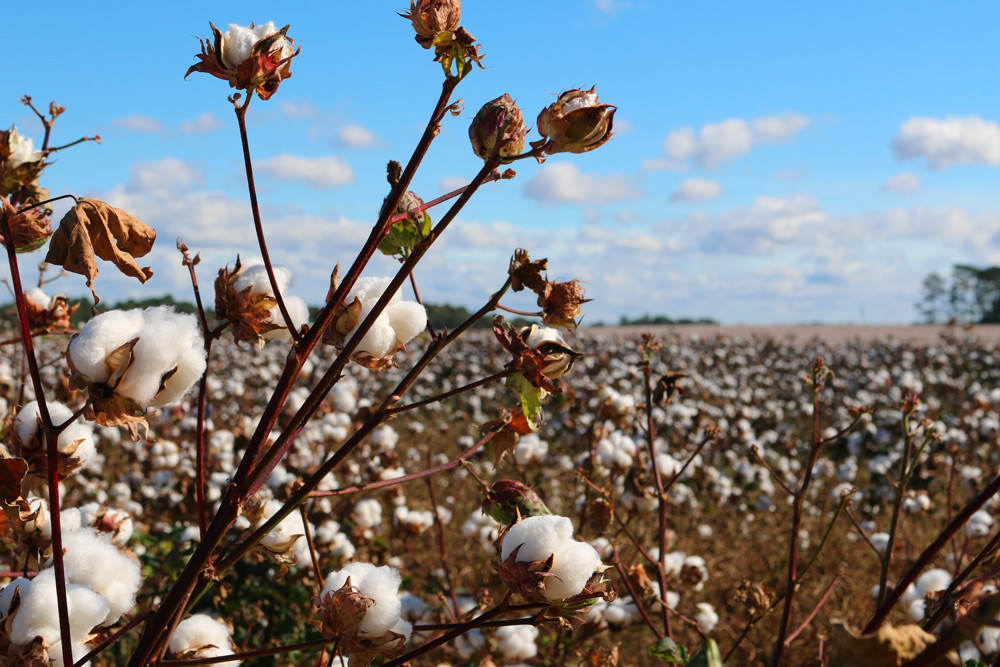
[216, 258, 309, 348]
[67, 306, 207, 436]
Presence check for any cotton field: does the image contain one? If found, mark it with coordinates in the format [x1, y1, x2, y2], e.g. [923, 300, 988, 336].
[2, 322, 999, 665]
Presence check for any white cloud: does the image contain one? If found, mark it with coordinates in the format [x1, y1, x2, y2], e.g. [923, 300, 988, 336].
[439, 176, 467, 193]
[880, 172, 922, 194]
[179, 112, 223, 134]
[671, 179, 722, 203]
[892, 115, 1000, 169]
[522, 163, 642, 206]
[113, 115, 164, 133]
[338, 124, 377, 148]
[641, 157, 688, 172]
[127, 158, 203, 198]
[279, 100, 319, 119]
[662, 113, 809, 168]
[256, 155, 354, 189]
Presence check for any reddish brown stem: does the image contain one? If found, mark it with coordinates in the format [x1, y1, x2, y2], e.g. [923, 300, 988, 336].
[783, 569, 842, 647]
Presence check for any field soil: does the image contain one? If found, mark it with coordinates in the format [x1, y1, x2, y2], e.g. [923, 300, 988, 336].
[590, 323, 1000, 345]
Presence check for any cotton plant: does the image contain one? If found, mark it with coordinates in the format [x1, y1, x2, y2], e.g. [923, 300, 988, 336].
[66, 306, 207, 436]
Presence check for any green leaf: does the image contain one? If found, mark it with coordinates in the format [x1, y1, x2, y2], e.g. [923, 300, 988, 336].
[648, 637, 689, 663]
[506, 372, 544, 431]
[685, 639, 724, 667]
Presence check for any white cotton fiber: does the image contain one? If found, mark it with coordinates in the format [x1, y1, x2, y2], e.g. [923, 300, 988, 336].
[355, 317, 397, 358]
[497, 624, 539, 659]
[9, 569, 109, 647]
[0, 577, 31, 618]
[500, 515, 604, 601]
[15, 401, 94, 455]
[386, 301, 427, 345]
[169, 614, 239, 667]
[25, 288, 51, 309]
[68, 309, 146, 383]
[233, 264, 291, 296]
[323, 562, 404, 637]
[48, 527, 141, 624]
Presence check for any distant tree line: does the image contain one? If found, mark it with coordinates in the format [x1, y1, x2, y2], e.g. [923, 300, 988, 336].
[917, 264, 1000, 324]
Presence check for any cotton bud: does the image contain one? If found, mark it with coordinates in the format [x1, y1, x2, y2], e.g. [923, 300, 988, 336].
[0, 197, 52, 254]
[67, 306, 207, 436]
[403, 0, 462, 48]
[520, 325, 581, 379]
[483, 479, 551, 525]
[169, 614, 240, 667]
[469, 94, 527, 160]
[378, 190, 431, 259]
[185, 21, 298, 101]
[497, 514, 609, 607]
[533, 87, 616, 155]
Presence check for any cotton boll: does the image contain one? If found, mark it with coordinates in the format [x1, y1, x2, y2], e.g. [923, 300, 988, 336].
[24, 287, 51, 310]
[353, 499, 382, 529]
[67, 309, 147, 383]
[9, 569, 109, 649]
[496, 624, 539, 659]
[916, 568, 952, 598]
[116, 308, 206, 407]
[233, 264, 291, 296]
[966, 510, 994, 538]
[694, 602, 719, 633]
[48, 527, 141, 624]
[323, 563, 404, 637]
[355, 317, 397, 358]
[15, 401, 95, 459]
[391, 618, 413, 643]
[169, 614, 239, 667]
[0, 577, 31, 618]
[501, 515, 573, 563]
[545, 538, 602, 601]
[386, 301, 427, 345]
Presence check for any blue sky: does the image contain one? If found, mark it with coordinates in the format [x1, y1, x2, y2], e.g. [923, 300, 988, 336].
[5, 1, 1000, 324]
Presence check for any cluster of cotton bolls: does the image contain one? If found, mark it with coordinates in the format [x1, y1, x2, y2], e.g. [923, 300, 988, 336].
[0, 520, 142, 665]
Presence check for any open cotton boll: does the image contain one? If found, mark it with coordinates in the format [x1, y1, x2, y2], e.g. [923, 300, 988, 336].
[233, 264, 292, 296]
[695, 602, 719, 633]
[354, 316, 397, 358]
[9, 569, 109, 649]
[49, 527, 141, 624]
[15, 401, 95, 456]
[67, 310, 147, 383]
[114, 307, 206, 407]
[323, 562, 404, 637]
[0, 577, 31, 618]
[386, 301, 427, 345]
[501, 515, 603, 601]
[497, 624, 539, 659]
[916, 568, 952, 598]
[169, 614, 239, 667]
[24, 287, 51, 309]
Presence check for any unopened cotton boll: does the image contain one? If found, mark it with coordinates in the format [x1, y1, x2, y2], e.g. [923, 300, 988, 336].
[169, 614, 240, 667]
[323, 562, 405, 637]
[47, 527, 141, 624]
[500, 515, 603, 601]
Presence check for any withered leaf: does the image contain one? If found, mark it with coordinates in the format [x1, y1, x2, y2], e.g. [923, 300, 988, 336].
[45, 197, 155, 303]
[509, 248, 548, 293]
[0, 457, 27, 505]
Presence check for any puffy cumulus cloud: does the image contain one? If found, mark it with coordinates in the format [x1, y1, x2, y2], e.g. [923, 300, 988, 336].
[128, 158, 204, 198]
[522, 163, 642, 206]
[663, 113, 809, 168]
[892, 116, 1000, 169]
[179, 112, 223, 134]
[256, 154, 354, 189]
[881, 172, 922, 194]
[113, 114, 164, 133]
[699, 195, 829, 254]
[671, 179, 722, 203]
[337, 124, 378, 148]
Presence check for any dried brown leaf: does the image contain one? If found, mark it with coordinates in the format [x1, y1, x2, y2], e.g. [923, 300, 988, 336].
[830, 619, 959, 666]
[45, 197, 155, 303]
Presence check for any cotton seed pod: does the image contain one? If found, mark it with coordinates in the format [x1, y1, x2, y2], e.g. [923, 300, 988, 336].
[402, 0, 462, 48]
[520, 325, 581, 379]
[185, 21, 299, 101]
[534, 87, 616, 155]
[0, 198, 52, 254]
[469, 94, 527, 160]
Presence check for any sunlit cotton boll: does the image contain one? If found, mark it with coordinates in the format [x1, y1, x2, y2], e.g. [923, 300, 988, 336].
[500, 515, 603, 601]
[220, 21, 291, 70]
[232, 263, 309, 339]
[9, 569, 109, 667]
[966, 510, 994, 538]
[68, 307, 206, 408]
[694, 602, 719, 633]
[48, 527, 142, 624]
[14, 401, 96, 464]
[169, 614, 240, 667]
[323, 562, 409, 638]
[345, 277, 427, 358]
